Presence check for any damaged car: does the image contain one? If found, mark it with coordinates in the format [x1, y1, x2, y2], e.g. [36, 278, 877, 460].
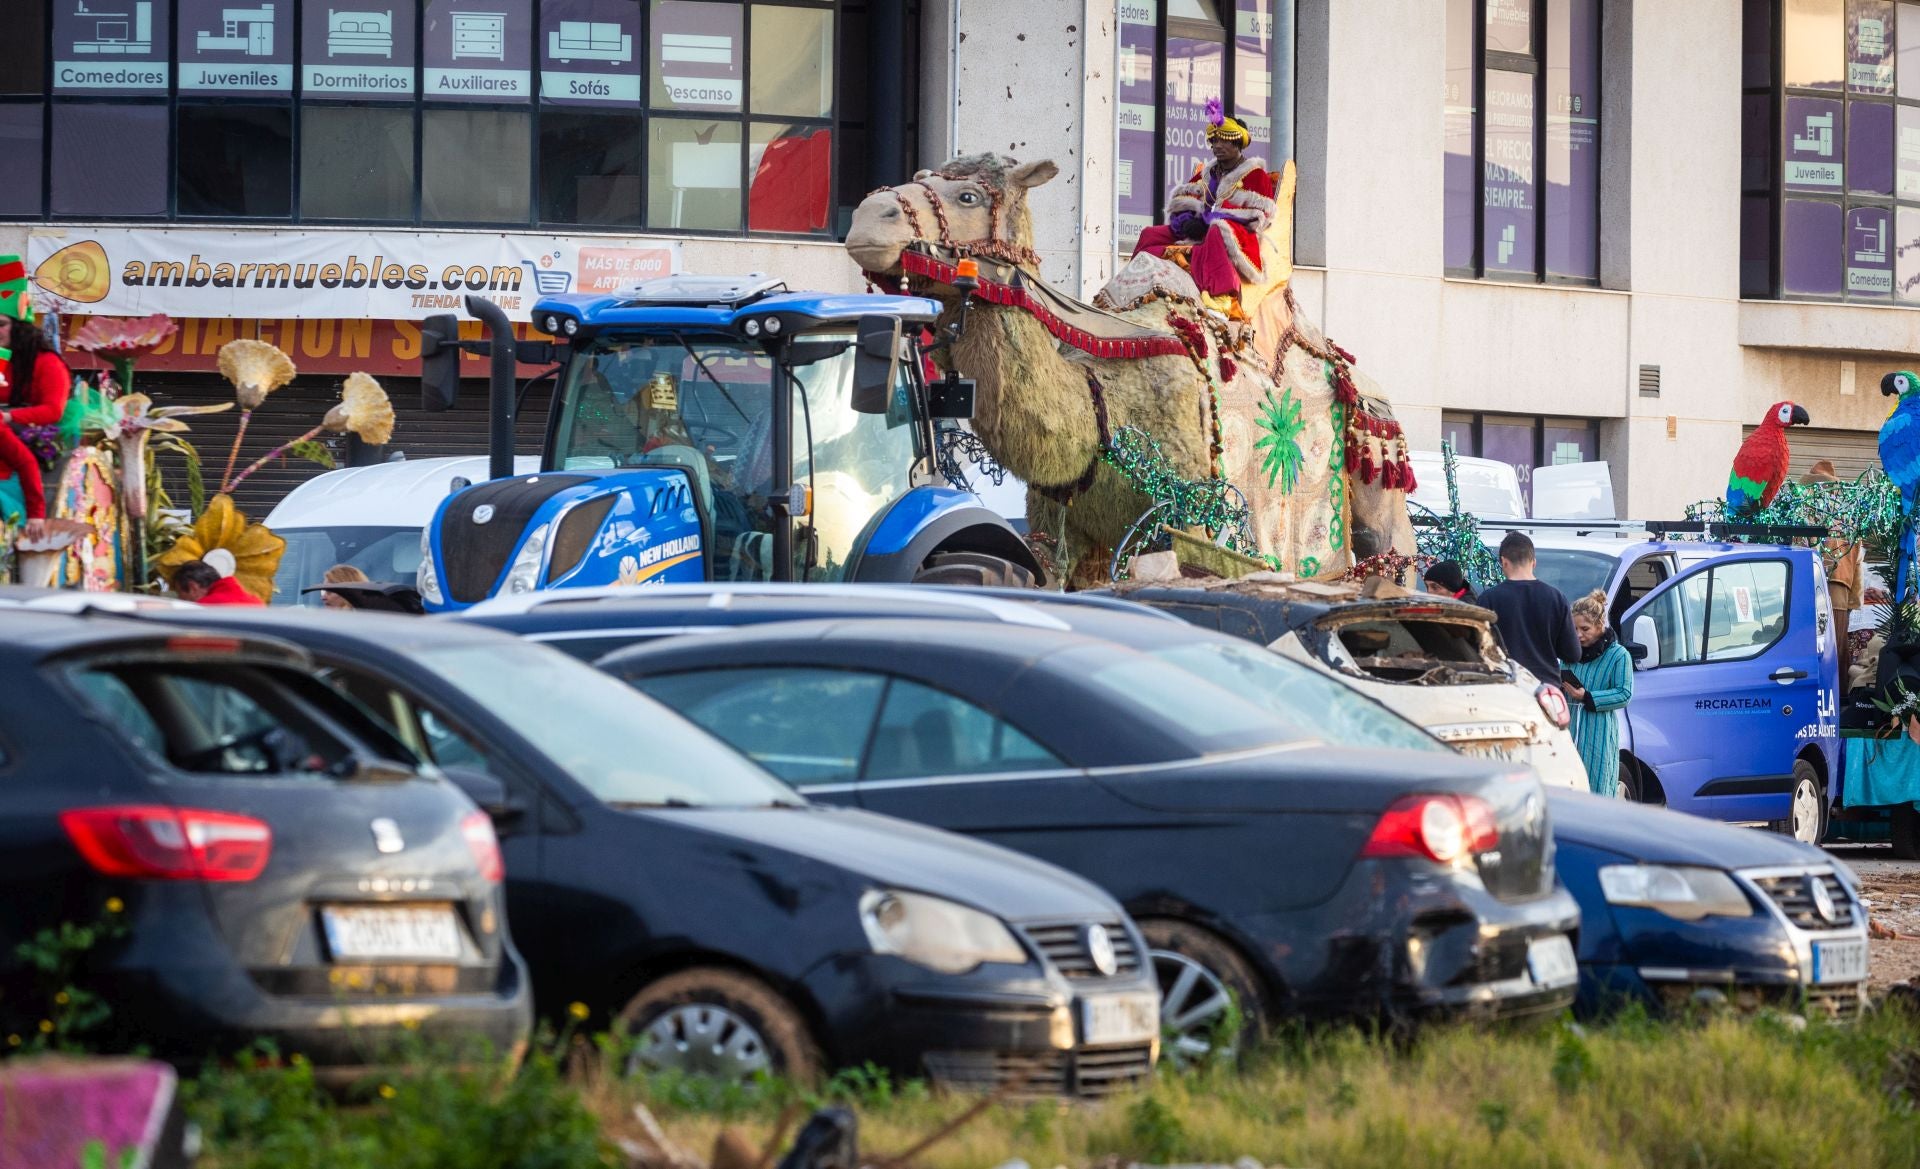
[1102, 577, 1590, 791]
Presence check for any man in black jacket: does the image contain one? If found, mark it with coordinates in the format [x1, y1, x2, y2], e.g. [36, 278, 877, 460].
[1479, 531, 1579, 690]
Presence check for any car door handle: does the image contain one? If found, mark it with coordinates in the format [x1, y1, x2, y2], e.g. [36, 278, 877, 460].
[1769, 667, 1809, 682]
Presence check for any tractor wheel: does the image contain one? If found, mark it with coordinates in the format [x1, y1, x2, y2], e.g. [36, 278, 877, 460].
[912, 551, 1038, 589]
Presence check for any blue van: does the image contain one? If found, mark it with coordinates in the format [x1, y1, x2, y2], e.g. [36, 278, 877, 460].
[1524, 537, 1838, 844]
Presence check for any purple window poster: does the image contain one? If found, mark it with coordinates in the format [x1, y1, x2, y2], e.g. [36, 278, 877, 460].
[424, 0, 533, 102]
[1485, 0, 1532, 55]
[1480, 418, 1537, 507]
[303, 4, 417, 97]
[177, 0, 292, 94]
[1443, 0, 1475, 270]
[652, 0, 743, 112]
[1847, 205, 1894, 296]
[1546, 0, 1599, 281]
[1117, 0, 1159, 253]
[1782, 198, 1845, 296]
[1897, 205, 1920, 301]
[543, 0, 642, 106]
[1234, 0, 1273, 164]
[1848, 0, 1896, 94]
[1482, 70, 1536, 276]
[1899, 105, 1920, 199]
[1848, 99, 1895, 194]
[53, 0, 171, 94]
[1164, 36, 1226, 199]
[1783, 96, 1845, 190]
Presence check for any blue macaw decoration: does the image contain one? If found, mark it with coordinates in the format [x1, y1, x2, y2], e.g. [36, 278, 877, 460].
[1879, 370, 1920, 606]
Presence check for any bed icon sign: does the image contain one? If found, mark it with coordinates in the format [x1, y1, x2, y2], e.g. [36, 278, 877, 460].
[522, 261, 572, 294]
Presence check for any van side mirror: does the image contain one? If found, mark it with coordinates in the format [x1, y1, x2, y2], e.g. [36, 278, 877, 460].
[1628, 615, 1660, 669]
[420, 314, 462, 412]
[851, 315, 903, 414]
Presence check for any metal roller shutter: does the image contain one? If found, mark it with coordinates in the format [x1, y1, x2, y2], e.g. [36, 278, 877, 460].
[1739, 425, 1881, 483]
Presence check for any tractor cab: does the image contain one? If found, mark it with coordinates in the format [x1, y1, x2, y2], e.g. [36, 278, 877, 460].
[417, 275, 1041, 612]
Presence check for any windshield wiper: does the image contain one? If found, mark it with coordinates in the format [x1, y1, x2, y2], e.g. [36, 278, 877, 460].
[669, 331, 752, 423]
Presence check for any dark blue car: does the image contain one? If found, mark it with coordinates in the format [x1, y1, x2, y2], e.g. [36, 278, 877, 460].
[1547, 788, 1868, 1019]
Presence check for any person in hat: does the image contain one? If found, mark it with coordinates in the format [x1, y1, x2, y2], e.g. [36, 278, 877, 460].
[1130, 98, 1279, 310]
[1802, 459, 1864, 683]
[0, 255, 72, 433]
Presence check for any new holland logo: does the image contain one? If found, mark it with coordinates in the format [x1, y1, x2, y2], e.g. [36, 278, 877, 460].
[472, 504, 496, 524]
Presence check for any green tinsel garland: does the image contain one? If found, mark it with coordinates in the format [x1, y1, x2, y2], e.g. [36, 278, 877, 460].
[1101, 425, 1263, 578]
[1410, 442, 1504, 588]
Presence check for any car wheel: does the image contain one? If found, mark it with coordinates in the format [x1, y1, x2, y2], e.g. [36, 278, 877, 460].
[912, 551, 1038, 589]
[1615, 761, 1638, 802]
[1140, 919, 1266, 1067]
[616, 968, 821, 1083]
[1784, 759, 1827, 846]
[1892, 803, 1920, 861]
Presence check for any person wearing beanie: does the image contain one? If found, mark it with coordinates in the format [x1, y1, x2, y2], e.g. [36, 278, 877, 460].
[1422, 559, 1476, 604]
[0, 255, 72, 432]
[1130, 98, 1279, 309]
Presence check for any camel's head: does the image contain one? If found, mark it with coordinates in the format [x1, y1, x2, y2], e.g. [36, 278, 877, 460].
[846, 154, 1060, 279]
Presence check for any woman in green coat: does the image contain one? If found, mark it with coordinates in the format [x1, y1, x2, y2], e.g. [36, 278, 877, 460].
[1561, 589, 1634, 797]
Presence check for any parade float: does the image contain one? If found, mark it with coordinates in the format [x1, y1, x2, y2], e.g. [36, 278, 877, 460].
[0, 277, 394, 600]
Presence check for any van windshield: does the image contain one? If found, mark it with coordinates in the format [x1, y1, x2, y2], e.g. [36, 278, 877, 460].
[273, 526, 421, 605]
[416, 641, 801, 807]
[1530, 549, 1615, 601]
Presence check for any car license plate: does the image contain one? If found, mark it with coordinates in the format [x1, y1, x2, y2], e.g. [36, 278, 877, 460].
[1461, 742, 1526, 763]
[1080, 991, 1159, 1046]
[321, 905, 463, 961]
[1526, 935, 1578, 988]
[1812, 938, 1868, 985]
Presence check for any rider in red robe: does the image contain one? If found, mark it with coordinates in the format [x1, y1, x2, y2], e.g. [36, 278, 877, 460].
[1131, 99, 1279, 306]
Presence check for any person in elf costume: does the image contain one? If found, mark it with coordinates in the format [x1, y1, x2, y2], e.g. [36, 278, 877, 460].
[1130, 98, 1280, 315]
[0, 346, 48, 541]
[0, 254, 72, 432]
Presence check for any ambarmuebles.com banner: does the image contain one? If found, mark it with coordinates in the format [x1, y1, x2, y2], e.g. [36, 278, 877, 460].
[26, 228, 681, 322]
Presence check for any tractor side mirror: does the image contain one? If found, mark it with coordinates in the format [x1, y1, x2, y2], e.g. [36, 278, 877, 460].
[851, 315, 902, 414]
[1628, 615, 1659, 669]
[420, 314, 461, 412]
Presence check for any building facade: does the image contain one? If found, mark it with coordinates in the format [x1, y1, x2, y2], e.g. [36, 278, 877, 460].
[3, 0, 1916, 518]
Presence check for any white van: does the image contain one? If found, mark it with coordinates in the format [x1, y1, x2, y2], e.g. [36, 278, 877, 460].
[262, 456, 538, 605]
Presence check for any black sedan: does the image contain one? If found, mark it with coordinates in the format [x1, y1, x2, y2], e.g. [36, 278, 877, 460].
[0, 611, 531, 1082]
[121, 607, 1161, 1096]
[597, 616, 1582, 1056]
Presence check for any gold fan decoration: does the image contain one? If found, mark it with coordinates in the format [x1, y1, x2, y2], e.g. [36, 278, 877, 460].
[153, 493, 285, 602]
[216, 339, 299, 491]
[324, 372, 396, 446]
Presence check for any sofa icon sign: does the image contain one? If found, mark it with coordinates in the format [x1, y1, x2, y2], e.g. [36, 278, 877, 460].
[549, 21, 632, 64]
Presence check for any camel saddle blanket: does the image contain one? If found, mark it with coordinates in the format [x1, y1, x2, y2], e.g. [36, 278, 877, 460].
[899, 243, 1188, 361]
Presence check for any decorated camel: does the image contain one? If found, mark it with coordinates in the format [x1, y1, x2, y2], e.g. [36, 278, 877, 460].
[844, 154, 1415, 586]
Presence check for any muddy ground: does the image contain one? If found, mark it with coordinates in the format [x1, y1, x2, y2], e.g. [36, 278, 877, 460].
[1841, 852, 1920, 992]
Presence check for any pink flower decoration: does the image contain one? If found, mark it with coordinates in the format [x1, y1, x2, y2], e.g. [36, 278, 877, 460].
[66, 314, 178, 363]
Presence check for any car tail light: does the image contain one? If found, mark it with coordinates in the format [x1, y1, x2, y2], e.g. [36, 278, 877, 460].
[461, 811, 505, 883]
[1535, 683, 1571, 730]
[60, 806, 272, 882]
[1361, 794, 1501, 865]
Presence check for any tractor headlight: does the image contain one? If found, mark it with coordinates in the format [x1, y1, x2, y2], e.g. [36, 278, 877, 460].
[1598, 865, 1754, 921]
[743, 318, 762, 337]
[540, 313, 562, 335]
[859, 889, 1027, 974]
[562, 318, 578, 337]
[416, 527, 443, 605]
[503, 523, 550, 595]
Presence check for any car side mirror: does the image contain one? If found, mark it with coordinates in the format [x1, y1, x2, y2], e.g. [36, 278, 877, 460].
[1629, 614, 1659, 669]
[443, 765, 526, 826]
[851, 315, 902, 414]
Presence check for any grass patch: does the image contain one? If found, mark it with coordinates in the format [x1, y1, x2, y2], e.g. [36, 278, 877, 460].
[188, 1009, 1920, 1169]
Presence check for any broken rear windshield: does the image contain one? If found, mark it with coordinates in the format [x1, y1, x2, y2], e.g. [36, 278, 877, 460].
[1325, 617, 1512, 685]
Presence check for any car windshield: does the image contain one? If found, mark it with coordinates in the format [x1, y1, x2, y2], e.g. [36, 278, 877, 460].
[415, 641, 800, 807]
[272, 526, 421, 605]
[550, 333, 919, 582]
[1146, 640, 1449, 753]
[1530, 549, 1615, 600]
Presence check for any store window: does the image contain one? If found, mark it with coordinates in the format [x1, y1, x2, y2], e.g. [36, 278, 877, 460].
[1745, 0, 1920, 302]
[1117, 0, 1284, 253]
[1, 0, 860, 237]
[1440, 412, 1598, 508]
[1442, 0, 1602, 283]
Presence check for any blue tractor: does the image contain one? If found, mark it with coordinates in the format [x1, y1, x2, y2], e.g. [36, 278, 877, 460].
[413, 275, 1042, 612]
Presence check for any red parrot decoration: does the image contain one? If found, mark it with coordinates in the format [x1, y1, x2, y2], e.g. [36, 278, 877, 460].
[1725, 401, 1811, 515]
